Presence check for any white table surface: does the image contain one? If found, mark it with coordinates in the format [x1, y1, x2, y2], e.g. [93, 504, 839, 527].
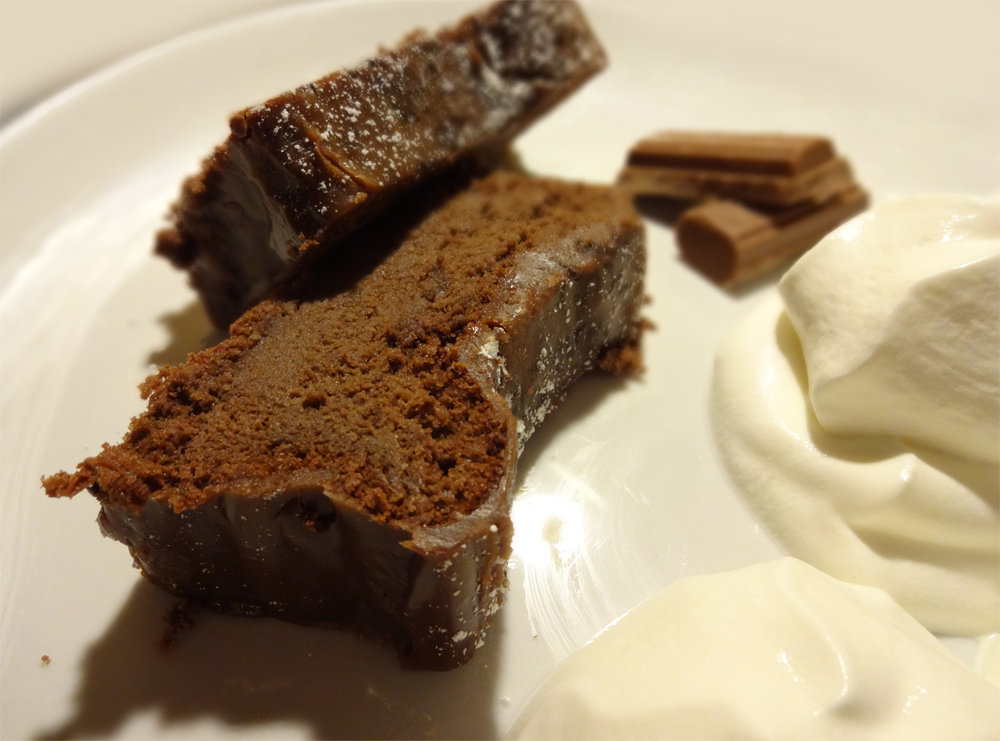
[0, 0, 297, 126]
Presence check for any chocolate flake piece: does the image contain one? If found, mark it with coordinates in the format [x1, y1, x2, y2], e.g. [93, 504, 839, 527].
[43, 173, 645, 670]
[159, 599, 197, 651]
[156, 0, 607, 328]
[675, 187, 869, 286]
[618, 132, 856, 207]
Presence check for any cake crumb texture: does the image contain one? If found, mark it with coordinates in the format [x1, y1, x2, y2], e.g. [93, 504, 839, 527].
[44, 173, 643, 528]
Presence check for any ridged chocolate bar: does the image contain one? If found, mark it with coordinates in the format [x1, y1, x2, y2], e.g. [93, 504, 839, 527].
[618, 132, 856, 207]
[675, 187, 869, 286]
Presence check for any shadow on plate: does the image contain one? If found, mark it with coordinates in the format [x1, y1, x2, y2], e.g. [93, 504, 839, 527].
[37, 580, 504, 740]
[147, 301, 224, 368]
[633, 194, 693, 228]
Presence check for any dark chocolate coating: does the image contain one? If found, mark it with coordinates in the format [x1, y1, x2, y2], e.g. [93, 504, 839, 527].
[156, 0, 607, 328]
[100, 488, 512, 670]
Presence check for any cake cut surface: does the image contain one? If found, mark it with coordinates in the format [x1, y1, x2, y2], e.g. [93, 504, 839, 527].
[156, 0, 607, 328]
[44, 172, 646, 669]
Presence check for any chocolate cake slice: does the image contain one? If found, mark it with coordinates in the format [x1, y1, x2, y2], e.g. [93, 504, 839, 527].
[44, 173, 645, 670]
[156, 0, 607, 328]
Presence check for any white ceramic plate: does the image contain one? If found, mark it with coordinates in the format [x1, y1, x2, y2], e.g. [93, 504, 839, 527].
[2, 2, 997, 738]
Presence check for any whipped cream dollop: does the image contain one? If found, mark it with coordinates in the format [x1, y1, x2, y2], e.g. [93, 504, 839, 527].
[780, 194, 999, 463]
[505, 558, 999, 740]
[711, 194, 999, 635]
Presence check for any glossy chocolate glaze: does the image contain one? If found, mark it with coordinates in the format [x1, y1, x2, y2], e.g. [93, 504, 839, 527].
[99, 487, 513, 670]
[156, 0, 607, 328]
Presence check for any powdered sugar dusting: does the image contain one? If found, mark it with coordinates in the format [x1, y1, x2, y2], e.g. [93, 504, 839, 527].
[238, 0, 605, 241]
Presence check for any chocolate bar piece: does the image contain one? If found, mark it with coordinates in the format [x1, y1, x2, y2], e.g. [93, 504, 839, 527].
[675, 187, 869, 286]
[156, 0, 607, 328]
[618, 132, 856, 207]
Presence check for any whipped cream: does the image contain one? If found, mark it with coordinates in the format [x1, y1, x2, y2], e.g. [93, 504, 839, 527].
[505, 558, 999, 740]
[711, 195, 999, 635]
[780, 194, 999, 463]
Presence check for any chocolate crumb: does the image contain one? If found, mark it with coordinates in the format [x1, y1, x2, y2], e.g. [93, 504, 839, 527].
[159, 599, 196, 651]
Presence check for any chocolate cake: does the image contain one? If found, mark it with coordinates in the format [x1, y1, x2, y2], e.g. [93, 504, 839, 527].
[44, 172, 645, 670]
[156, 0, 607, 328]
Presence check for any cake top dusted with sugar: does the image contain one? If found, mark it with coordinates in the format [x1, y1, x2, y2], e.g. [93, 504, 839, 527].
[238, 0, 605, 198]
[156, 0, 608, 329]
[227, 0, 607, 246]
